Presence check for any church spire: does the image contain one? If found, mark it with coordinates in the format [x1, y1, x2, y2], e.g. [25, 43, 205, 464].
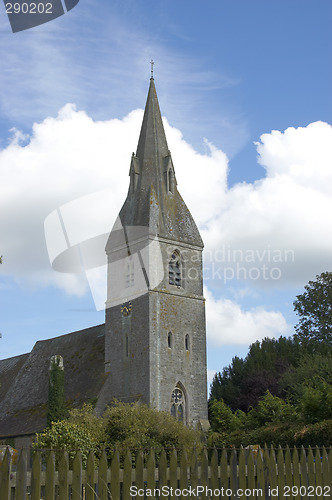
[112, 77, 203, 248]
[135, 77, 170, 190]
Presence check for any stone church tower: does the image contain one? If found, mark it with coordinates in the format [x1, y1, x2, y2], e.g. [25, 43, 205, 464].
[104, 76, 208, 426]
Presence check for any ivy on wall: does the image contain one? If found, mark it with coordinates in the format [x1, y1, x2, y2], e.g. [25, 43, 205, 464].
[47, 355, 66, 427]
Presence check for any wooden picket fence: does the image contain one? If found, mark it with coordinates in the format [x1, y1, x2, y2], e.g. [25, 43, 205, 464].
[0, 446, 331, 499]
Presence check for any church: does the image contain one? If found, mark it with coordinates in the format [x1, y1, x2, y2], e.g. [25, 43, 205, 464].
[0, 75, 208, 447]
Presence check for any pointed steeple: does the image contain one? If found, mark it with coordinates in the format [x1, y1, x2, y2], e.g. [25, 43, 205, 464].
[111, 77, 203, 248]
[136, 77, 169, 178]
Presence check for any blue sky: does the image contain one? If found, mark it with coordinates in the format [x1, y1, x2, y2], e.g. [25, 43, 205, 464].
[0, 0, 331, 385]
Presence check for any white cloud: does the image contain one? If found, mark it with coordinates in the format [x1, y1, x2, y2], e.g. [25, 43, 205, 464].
[203, 121, 332, 288]
[204, 287, 290, 346]
[256, 122, 332, 194]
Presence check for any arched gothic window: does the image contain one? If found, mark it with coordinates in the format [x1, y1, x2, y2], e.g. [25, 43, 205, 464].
[170, 386, 186, 423]
[185, 334, 190, 351]
[169, 250, 181, 287]
[168, 331, 173, 349]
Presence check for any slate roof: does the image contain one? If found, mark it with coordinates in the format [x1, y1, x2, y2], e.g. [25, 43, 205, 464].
[0, 324, 106, 438]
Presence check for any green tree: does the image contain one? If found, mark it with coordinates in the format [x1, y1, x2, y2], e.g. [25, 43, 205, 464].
[280, 352, 332, 404]
[294, 272, 332, 348]
[210, 336, 301, 411]
[299, 380, 332, 424]
[209, 356, 245, 409]
[208, 399, 242, 433]
[246, 390, 299, 428]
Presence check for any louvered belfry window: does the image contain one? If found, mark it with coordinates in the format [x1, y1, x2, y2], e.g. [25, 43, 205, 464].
[169, 250, 181, 286]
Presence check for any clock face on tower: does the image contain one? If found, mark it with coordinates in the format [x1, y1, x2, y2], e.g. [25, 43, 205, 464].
[121, 302, 132, 317]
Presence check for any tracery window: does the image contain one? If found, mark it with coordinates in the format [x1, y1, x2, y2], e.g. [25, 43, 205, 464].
[169, 250, 181, 287]
[170, 386, 186, 423]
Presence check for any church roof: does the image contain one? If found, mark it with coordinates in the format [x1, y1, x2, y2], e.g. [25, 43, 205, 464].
[0, 324, 106, 438]
[108, 78, 203, 250]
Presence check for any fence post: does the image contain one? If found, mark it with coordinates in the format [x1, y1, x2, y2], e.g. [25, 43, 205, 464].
[315, 446, 323, 491]
[147, 449, 155, 494]
[284, 446, 293, 500]
[110, 449, 120, 500]
[247, 449, 256, 500]
[321, 446, 330, 488]
[58, 451, 69, 500]
[169, 448, 177, 499]
[31, 450, 41, 500]
[0, 448, 11, 500]
[220, 448, 228, 490]
[268, 446, 277, 496]
[277, 446, 285, 495]
[229, 448, 238, 497]
[200, 447, 209, 500]
[300, 447, 308, 489]
[256, 448, 265, 498]
[98, 450, 108, 500]
[210, 447, 219, 500]
[16, 448, 28, 500]
[123, 450, 132, 500]
[135, 450, 144, 493]
[292, 448, 300, 500]
[179, 449, 188, 500]
[189, 448, 198, 493]
[307, 446, 315, 490]
[263, 444, 271, 496]
[72, 451, 83, 500]
[238, 446, 246, 495]
[158, 448, 168, 494]
[86, 450, 96, 500]
[45, 451, 55, 500]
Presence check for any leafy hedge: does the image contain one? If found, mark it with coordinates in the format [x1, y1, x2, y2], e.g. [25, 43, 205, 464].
[207, 419, 332, 448]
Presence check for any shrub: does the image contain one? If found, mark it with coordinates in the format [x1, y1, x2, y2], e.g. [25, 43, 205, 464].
[34, 419, 102, 467]
[293, 419, 332, 447]
[103, 401, 203, 457]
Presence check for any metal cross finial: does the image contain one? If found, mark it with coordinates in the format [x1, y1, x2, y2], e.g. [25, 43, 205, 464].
[150, 59, 154, 79]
